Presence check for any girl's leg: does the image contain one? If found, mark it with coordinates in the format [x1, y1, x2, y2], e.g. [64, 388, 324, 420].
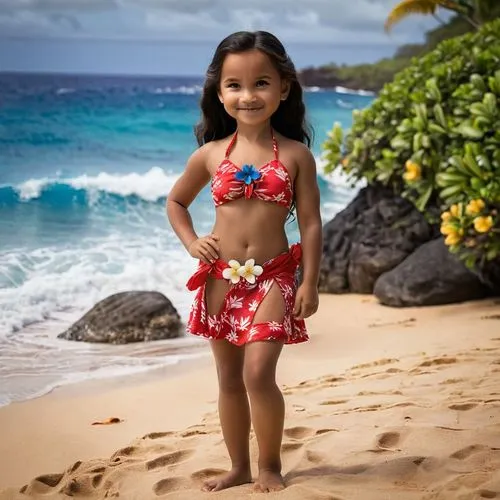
[244, 340, 285, 492]
[242, 280, 288, 492]
[202, 338, 252, 492]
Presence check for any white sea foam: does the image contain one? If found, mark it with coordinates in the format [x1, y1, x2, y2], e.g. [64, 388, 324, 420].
[15, 167, 180, 202]
[334, 86, 375, 96]
[0, 232, 194, 335]
[153, 85, 202, 95]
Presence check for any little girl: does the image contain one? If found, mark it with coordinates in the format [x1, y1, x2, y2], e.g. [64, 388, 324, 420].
[167, 30, 322, 493]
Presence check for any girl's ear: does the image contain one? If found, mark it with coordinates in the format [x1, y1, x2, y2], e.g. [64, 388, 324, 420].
[280, 81, 291, 101]
[217, 89, 224, 104]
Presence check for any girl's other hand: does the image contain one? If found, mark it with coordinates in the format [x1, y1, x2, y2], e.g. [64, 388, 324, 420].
[293, 283, 319, 320]
[188, 234, 220, 264]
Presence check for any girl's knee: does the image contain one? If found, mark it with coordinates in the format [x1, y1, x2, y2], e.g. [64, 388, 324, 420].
[243, 365, 276, 394]
[217, 365, 246, 393]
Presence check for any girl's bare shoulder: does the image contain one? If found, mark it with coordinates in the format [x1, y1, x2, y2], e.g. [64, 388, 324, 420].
[197, 136, 234, 174]
[188, 138, 229, 172]
[274, 133, 315, 174]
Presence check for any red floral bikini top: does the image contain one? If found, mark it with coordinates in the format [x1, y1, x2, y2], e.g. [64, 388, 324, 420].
[211, 130, 294, 209]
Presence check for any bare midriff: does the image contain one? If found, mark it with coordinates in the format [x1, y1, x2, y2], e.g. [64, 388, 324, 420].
[212, 198, 290, 265]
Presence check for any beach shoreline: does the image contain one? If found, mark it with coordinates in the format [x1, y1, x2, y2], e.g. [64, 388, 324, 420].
[1, 294, 499, 499]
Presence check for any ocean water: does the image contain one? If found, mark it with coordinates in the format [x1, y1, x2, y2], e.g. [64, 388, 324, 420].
[0, 72, 373, 406]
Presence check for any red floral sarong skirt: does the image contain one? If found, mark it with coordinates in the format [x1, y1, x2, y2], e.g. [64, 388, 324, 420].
[185, 243, 309, 346]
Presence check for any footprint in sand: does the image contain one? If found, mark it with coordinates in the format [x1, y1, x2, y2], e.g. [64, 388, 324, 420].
[191, 468, 227, 481]
[180, 429, 208, 437]
[109, 446, 141, 465]
[146, 449, 194, 470]
[59, 478, 93, 497]
[284, 426, 316, 439]
[435, 426, 466, 431]
[369, 431, 403, 452]
[68, 461, 83, 473]
[419, 357, 457, 367]
[152, 476, 184, 495]
[478, 490, 500, 498]
[306, 450, 326, 464]
[351, 358, 399, 370]
[450, 444, 488, 460]
[142, 431, 175, 440]
[440, 378, 465, 385]
[353, 404, 383, 412]
[321, 376, 346, 384]
[32, 474, 64, 488]
[315, 428, 339, 436]
[377, 432, 400, 448]
[448, 402, 478, 411]
[281, 442, 304, 452]
[19, 474, 64, 495]
[319, 399, 349, 406]
[295, 375, 345, 390]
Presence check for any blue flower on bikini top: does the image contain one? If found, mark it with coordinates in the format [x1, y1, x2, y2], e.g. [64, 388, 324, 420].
[234, 164, 262, 185]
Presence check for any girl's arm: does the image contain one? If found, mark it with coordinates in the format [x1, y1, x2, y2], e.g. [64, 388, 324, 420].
[166, 146, 219, 263]
[293, 144, 323, 319]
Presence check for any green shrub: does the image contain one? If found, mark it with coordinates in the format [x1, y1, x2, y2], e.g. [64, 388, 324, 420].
[323, 19, 500, 269]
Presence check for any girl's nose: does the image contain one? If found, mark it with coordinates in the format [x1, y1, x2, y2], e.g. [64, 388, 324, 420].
[242, 89, 256, 103]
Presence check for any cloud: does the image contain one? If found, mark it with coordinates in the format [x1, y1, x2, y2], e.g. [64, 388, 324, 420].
[0, 0, 439, 45]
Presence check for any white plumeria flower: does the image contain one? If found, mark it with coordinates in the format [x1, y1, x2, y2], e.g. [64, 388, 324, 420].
[237, 259, 263, 284]
[222, 259, 242, 284]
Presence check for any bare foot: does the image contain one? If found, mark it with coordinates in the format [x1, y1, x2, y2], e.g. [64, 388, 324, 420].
[202, 467, 252, 492]
[253, 469, 285, 493]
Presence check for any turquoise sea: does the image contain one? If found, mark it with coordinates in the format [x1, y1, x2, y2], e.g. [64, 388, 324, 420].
[0, 72, 373, 406]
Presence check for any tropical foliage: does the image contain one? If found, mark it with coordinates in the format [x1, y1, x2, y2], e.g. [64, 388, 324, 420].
[322, 19, 500, 269]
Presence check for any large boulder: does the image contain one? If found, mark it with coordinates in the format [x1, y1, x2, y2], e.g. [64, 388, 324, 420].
[471, 259, 500, 296]
[319, 185, 436, 294]
[58, 291, 183, 344]
[374, 238, 492, 307]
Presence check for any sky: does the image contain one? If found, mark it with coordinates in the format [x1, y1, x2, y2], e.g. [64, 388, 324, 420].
[0, 0, 443, 76]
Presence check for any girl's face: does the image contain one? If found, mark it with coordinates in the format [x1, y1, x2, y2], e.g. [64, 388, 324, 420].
[217, 49, 289, 127]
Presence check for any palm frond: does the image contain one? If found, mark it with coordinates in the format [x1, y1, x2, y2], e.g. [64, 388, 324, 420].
[385, 0, 440, 31]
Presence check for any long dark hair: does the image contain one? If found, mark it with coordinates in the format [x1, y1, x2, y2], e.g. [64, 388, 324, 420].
[195, 31, 313, 147]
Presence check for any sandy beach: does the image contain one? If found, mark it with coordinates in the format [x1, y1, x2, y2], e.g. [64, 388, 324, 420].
[0, 294, 499, 499]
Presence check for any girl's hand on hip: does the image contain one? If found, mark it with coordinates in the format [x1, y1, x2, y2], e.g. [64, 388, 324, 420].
[293, 283, 319, 320]
[188, 234, 220, 264]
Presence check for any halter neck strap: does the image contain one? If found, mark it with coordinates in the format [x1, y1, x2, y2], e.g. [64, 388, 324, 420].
[224, 129, 279, 160]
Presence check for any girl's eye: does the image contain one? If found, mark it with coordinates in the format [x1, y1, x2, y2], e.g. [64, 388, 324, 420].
[227, 83, 239, 89]
[256, 80, 269, 87]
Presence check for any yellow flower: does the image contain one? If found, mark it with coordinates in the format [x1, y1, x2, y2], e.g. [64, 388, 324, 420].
[440, 223, 457, 236]
[403, 160, 421, 182]
[341, 157, 349, 168]
[465, 199, 485, 216]
[473, 215, 493, 233]
[445, 233, 462, 246]
[450, 204, 460, 217]
[441, 211, 452, 222]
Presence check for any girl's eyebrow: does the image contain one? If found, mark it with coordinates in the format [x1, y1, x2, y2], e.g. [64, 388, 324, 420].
[222, 75, 272, 84]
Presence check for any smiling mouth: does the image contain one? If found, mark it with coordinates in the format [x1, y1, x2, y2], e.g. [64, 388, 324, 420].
[238, 107, 263, 111]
